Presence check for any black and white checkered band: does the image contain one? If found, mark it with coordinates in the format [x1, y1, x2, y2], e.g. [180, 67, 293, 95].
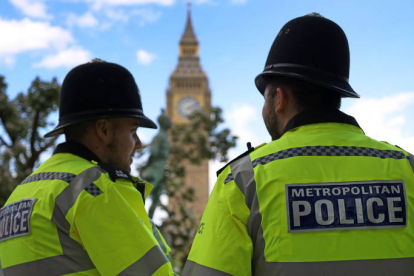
[84, 183, 103, 197]
[20, 172, 77, 185]
[252, 146, 408, 168]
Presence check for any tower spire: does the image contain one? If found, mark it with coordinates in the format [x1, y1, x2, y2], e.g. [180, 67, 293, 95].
[180, 0, 197, 44]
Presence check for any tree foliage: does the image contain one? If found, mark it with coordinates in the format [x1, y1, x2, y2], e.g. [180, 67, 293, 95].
[147, 107, 237, 273]
[169, 107, 237, 164]
[0, 75, 60, 206]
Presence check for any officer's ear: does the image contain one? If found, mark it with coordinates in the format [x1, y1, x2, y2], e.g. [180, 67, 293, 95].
[275, 86, 290, 114]
[95, 119, 114, 144]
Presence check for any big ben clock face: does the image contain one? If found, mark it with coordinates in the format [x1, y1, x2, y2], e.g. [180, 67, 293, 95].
[177, 97, 200, 118]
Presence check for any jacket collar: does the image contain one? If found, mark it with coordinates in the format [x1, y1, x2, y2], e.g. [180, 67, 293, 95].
[53, 142, 131, 181]
[53, 142, 133, 181]
[53, 141, 148, 199]
[282, 109, 362, 135]
[53, 141, 101, 163]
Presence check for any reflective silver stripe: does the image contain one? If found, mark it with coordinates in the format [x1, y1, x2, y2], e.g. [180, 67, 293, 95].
[3, 255, 92, 276]
[252, 146, 407, 168]
[118, 245, 169, 276]
[254, 257, 414, 276]
[407, 152, 414, 173]
[4, 166, 103, 276]
[229, 155, 267, 275]
[229, 155, 256, 208]
[52, 167, 102, 272]
[150, 219, 168, 256]
[182, 260, 232, 276]
[249, 193, 267, 274]
[20, 172, 76, 185]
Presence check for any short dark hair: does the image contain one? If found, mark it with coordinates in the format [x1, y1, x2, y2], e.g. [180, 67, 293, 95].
[265, 76, 341, 111]
[64, 118, 125, 142]
[64, 120, 97, 142]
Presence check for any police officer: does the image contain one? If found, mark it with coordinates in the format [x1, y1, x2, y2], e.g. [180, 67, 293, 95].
[183, 13, 414, 276]
[0, 59, 175, 275]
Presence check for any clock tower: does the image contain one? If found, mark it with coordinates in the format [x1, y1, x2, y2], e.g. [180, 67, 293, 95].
[166, 4, 211, 220]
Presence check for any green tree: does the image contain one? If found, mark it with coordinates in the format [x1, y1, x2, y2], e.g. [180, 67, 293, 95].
[149, 107, 237, 273]
[0, 75, 60, 206]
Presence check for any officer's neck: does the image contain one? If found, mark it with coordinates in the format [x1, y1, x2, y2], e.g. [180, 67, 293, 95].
[274, 87, 300, 135]
[66, 132, 108, 164]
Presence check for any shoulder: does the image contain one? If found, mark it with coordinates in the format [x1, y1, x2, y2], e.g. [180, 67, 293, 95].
[367, 140, 414, 159]
[216, 143, 267, 177]
[381, 142, 411, 154]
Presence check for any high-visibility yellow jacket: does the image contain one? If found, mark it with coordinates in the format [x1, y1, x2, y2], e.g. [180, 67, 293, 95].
[183, 110, 414, 276]
[0, 142, 175, 276]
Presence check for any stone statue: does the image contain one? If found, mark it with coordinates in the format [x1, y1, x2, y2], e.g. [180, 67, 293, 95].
[140, 110, 172, 218]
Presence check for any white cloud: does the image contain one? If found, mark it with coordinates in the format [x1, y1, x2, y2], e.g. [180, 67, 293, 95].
[137, 50, 157, 65]
[209, 159, 226, 192]
[193, 0, 244, 5]
[84, 0, 175, 10]
[103, 8, 161, 26]
[104, 9, 129, 23]
[10, 0, 52, 19]
[0, 17, 74, 65]
[133, 9, 162, 26]
[225, 103, 262, 147]
[344, 92, 414, 152]
[193, 0, 244, 4]
[94, 0, 174, 4]
[193, 0, 215, 4]
[67, 12, 99, 28]
[33, 47, 92, 69]
[230, 0, 247, 4]
[0, 56, 16, 67]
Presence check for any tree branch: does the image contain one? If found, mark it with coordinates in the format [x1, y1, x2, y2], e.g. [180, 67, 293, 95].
[0, 111, 15, 144]
[0, 136, 10, 148]
[30, 110, 40, 155]
[27, 135, 58, 170]
[39, 136, 58, 153]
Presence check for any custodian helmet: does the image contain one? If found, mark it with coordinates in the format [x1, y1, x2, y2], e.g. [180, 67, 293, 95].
[255, 13, 359, 98]
[44, 59, 157, 138]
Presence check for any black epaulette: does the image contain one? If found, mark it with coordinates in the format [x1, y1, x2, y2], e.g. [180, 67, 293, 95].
[216, 142, 255, 177]
[98, 162, 134, 182]
[99, 161, 146, 201]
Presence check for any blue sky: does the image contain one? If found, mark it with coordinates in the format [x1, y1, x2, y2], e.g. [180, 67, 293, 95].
[1, 0, 414, 176]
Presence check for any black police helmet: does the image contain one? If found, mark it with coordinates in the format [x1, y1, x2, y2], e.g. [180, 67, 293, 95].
[255, 13, 359, 98]
[44, 59, 157, 138]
